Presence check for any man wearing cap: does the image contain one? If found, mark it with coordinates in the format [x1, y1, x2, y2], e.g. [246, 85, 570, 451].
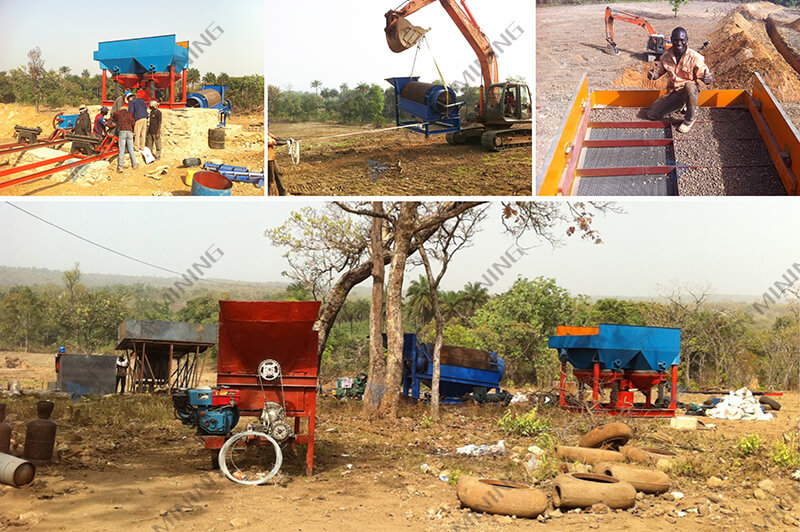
[74, 105, 92, 136]
[55, 346, 65, 374]
[93, 106, 109, 136]
[145, 100, 163, 160]
[647, 27, 713, 133]
[109, 102, 137, 173]
[127, 92, 149, 151]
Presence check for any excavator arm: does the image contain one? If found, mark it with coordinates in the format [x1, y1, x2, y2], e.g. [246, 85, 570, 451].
[385, 0, 498, 91]
[605, 6, 658, 53]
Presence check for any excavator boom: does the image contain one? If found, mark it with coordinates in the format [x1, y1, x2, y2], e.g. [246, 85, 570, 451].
[605, 5, 671, 59]
[385, 0, 498, 91]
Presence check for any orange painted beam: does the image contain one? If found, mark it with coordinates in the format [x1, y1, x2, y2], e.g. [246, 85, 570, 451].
[556, 326, 599, 336]
[591, 89, 747, 108]
[751, 73, 800, 195]
[537, 74, 589, 196]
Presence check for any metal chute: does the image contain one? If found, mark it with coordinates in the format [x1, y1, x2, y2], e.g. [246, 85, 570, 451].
[385, 15, 429, 53]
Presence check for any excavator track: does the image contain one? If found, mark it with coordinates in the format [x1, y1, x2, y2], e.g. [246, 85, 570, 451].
[480, 128, 532, 152]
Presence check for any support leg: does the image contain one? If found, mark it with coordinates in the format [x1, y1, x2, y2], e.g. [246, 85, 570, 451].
[592, 362, 600, 405]
[559, 361, 567, 407]
[669, 365, 678, 410]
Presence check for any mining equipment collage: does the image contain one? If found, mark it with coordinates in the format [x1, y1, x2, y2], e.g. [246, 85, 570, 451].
[1, 0, 800, 531]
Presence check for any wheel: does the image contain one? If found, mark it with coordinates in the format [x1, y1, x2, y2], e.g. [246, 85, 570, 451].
[556, 445, 625, 464]
[480, 130, 503, 151]
[578, 422, 633, 449]
[218, 431, 283, 485]
[182, 157, 202, 168]
[553, 473, 636, 509]
[445, 131, 465, 145]
[456, 476, 547, 518]
[759, 396, 781, 411]
[595, 462, 670, 494]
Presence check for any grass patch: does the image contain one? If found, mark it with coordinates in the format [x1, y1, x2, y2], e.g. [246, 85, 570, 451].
[770, 432, 800, 470]
[737, 434, 764, 457]
[498, 408, 551, 437]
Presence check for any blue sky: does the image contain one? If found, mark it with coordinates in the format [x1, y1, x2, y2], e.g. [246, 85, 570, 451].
[0, 0, 264, 76]
[266, 0, 533, 91]
[1, 199, 797, 299]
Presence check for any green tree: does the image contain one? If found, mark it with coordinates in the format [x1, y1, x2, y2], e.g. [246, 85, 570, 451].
[0, 287, 43, 351]
[461, 282, 489, 318]
[405, 275, 433, 327]
[202, 72, 217, 84]
[176, 295, 219, 324]
[310, 80, 322, 96]
[27, 47, 45, 111]
[469, 276, 575, 384]
[669, 0, 688, 17]
[187, 68, 200, 89]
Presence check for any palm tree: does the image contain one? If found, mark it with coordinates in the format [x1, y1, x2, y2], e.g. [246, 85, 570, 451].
[310, 80, 322, 96]
[461, 282, 489, 317]
[439, 291, 464, 322]
[58, 65, 70, 78]
[405, 275, 433, 327]
[187, 68, 200, 90]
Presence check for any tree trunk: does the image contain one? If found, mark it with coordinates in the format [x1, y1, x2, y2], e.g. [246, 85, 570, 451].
[418, 245, 443, 420]
[364, 202, 386, 418]
[380, 202, 419, 418]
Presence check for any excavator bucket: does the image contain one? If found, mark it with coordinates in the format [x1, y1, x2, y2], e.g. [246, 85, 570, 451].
[385, 16, 429, 53]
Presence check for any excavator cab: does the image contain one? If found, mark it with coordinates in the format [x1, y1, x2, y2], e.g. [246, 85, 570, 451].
[484, 83, 532, 125]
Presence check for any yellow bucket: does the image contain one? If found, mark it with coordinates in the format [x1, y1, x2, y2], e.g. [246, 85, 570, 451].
[184, 167, 201, 187]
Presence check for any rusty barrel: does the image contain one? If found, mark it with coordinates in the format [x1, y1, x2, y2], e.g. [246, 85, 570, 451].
[0, 404, 10, 454]
[23, 401, 56, 466]
[400, 82, 455, 114]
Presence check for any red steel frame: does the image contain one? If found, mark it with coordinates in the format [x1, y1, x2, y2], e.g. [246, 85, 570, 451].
[204, 301, 321, 475]
[559, 361, 678, 417]
[101, 66, 188, 109]
[0, 135, 119, 190]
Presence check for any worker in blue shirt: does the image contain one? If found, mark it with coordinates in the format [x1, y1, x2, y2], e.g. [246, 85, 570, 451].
[127, 93, 149, 151]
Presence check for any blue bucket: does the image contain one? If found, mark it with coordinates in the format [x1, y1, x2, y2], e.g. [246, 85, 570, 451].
[191, 171, 233, 196]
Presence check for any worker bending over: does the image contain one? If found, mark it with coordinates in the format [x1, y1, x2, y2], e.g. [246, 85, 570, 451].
[647, 27, 712, 133]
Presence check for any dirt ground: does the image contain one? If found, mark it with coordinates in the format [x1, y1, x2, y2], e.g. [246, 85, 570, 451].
[0, 105, 264, 197]
[269, 122, 533, 196]
[536, 1, 800, 185]
[1, 350, 798, 531]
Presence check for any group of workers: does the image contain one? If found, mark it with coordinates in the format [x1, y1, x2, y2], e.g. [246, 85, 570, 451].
[72, 91, 163, 173]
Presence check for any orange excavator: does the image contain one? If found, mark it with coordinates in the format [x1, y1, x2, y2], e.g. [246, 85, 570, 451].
[385, 0, 531, 150]
[604, 6, 670, 62]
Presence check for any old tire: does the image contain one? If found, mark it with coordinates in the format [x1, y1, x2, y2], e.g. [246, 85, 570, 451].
[620, 446, 677, 465]
[595, 462, 670, 494]
[183, 157, 202, 168]
[579, 422, 633, 449]
[208, 128, 225, 149]
[759, 396, 781, 411]
[552, 473, 636, 509]
[556, 445, 626, 464]
[456, 476, 547, 518]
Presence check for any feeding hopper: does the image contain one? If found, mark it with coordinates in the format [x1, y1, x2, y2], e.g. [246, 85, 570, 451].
[217, 301, 320, 414]
[94, 35, 189, 74]
[549, 324, 680, 372]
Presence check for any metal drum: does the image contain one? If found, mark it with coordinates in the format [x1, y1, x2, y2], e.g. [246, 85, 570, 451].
[0, 404, 10, 454]
[23, 401, 56, 466]
[191, 171, 233, 196]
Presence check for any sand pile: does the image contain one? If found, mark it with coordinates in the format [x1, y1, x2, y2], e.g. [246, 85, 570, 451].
[615, 5, 800, 102]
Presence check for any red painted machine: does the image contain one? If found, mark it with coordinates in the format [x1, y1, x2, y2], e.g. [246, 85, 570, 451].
[549, 324, 681, 417]
[202, 301, 321, 476]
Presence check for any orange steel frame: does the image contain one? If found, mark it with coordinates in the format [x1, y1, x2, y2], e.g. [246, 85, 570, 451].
[538, 73, 800, 196]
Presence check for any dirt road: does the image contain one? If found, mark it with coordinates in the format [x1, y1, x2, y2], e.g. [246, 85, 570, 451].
[270, 121, 532, 196]
[1, 351, 798, 531]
